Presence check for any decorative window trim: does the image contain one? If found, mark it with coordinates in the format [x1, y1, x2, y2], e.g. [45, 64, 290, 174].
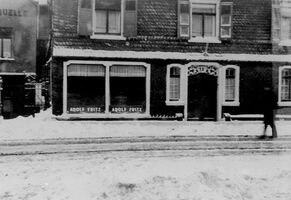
[222, 65, 240, 106]
[278, 66, 291, 106]
[188, 0, 220, 43]
[92, 0, 125, 39]
[166, 64, 185, 106]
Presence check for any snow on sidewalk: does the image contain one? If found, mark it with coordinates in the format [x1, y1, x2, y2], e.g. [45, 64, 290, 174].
[0, 108, 291, 141]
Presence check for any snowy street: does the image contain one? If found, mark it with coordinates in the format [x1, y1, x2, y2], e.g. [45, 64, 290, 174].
[1, 147, 291, 200]
[1, 110, 291, 200]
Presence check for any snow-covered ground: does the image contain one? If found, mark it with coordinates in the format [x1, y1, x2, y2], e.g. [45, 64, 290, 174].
[1, 152, 291, 200]
[0, 108, 291, 141]
[1, 109, 291, 200]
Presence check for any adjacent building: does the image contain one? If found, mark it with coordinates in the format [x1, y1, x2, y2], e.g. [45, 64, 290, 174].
[0, 0, 49, 119]
[49, 0, 291, 120]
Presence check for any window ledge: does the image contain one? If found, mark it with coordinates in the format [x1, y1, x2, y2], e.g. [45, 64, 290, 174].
[0, 58, 14, 61]
[90, 35, 126, 40]
[166, 101, 185, 106]
[278, 40, 291, 46]
[188, 37, 221, 44]
[278, 102, 291, 107]
[222, 101, 240, 107]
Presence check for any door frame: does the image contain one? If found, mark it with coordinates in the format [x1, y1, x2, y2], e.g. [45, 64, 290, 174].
[183, 62, 223, 121]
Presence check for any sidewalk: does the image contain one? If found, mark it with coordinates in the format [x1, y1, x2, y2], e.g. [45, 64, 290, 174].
[0, 109, 291, 142]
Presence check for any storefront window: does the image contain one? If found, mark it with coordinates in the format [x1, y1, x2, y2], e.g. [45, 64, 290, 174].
[67, 64, 106, 113]
[110, 65, 146, 113]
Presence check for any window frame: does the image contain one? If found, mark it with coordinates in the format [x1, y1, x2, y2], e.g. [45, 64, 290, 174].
[278, 66, 291, 106]
[220, 2, 232, 39]
[63, 60, 151, 118]
[222, 65, 240, 106]
[91, 0, 126, 40]
[166, 64, 185, 106]
[188, 0, 221, 43]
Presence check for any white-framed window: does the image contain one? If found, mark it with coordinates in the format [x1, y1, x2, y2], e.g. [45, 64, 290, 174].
[63, 61, 151, 118]
[94, 0, 122, 35]
[222, 65, 240, 106]
[190, 0, 219, 42]
[178, 0, 232, 43]
[166, 64, 184, 105]
[279, 66, 291, 106]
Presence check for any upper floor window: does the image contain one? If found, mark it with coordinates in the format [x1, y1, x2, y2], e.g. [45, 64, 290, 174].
[94, 0, 121, 35]
[223, 65, 240, 106]
[0, 27, 12, 59]
[279, 66, 291, 106]
[178, 0, 232, 43]
[276, 0, 291, 46]
[78, 0, 137, 39]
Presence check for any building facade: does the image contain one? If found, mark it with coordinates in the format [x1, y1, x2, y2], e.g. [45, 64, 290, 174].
[50, 0, 291, 120]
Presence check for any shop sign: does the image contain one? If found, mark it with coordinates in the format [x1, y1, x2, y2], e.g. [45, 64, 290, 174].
[0, 9, 28, 17]
[188, 65, 218, 76]
[110, 105, 145, 114]
[68, 106, 105, 114]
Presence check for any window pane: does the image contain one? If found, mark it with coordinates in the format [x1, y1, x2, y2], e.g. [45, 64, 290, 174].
[225, 68, 236, 101]
[204, 15, 215, 37]
[221, 4, 231, 15]
[95, 0, 121, 10]
[95, 10, 107, 33]
[81, 0, 92, 8]
[68, 64, 105, 77]
[221, 27, 231, 37]
[180, 4, 189, 13]
[180, 13, 189, 24]
[67, 64, 106, 114]
[281, 69, 291, 101]
[110, 66, 146, 113]
[221, 15, 230, 25]
[281, 18, 291, 40]
[108, 11, 121, 34]
[169, 67, 180, 101]
[180, 26, 189, 36]
[125, 0, 136, 11]
[3, 39, 11, 58]
[192, 14, 202, 37]
[192, 4, 216, 14]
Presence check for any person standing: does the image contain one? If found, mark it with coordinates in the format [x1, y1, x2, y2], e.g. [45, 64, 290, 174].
[261, 86, 278, 138]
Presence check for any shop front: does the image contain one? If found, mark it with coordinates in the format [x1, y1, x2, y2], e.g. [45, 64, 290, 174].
[167, 62, 236, 121]
[63, 61, 151, 118]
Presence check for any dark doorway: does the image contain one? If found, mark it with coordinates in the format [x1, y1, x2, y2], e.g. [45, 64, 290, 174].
[188, 74, 217, 120]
